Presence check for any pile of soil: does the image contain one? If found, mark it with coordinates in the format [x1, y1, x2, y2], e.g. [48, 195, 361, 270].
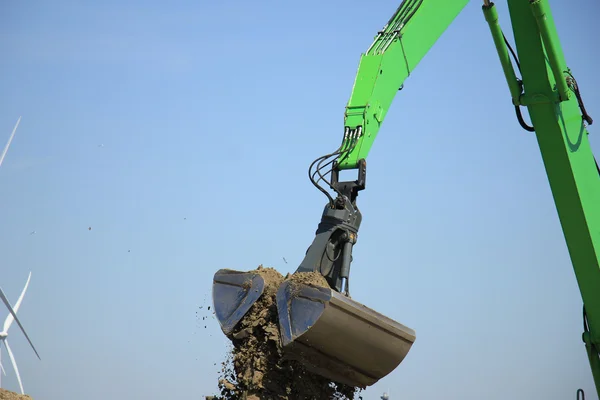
[213, 266, 361, 400]
[0, 388, 32, 400]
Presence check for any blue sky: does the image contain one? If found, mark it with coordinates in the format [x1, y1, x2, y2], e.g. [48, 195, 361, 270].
[0, 0, 599, 399]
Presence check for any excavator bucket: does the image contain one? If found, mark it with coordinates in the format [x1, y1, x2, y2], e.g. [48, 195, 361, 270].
[212, 269, 266, 335]
[276, 280, 416, 388]
[212, 268, 416, 388]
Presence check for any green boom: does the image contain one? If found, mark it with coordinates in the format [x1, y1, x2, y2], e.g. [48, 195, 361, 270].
[340, 0, 470, 168]
[337, 0, 600, 396]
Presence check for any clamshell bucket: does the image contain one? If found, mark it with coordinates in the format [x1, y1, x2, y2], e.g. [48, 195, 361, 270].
[212, 269, 265, 335]
[276, 280, 416, 388]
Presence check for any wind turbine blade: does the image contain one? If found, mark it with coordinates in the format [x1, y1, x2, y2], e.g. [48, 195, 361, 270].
[5, 340, 24, 395]
[0, 287, 40, 360]
[0, 116, 21, 169]
[3, 271, 31, 332]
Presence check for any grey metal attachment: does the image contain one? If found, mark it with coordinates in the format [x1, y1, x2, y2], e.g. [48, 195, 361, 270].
[276, 280, 416, 388]
[295, 199, 361, 295]
[296, 158, 367, 295]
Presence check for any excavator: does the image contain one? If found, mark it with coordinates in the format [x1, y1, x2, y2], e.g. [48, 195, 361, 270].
[212, 0, 600, 397]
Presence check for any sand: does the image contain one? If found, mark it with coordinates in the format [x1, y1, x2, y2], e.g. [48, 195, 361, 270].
[212, 266, 361, 400]
[284, 271, 330, 287]
[0, 388, 32, 400]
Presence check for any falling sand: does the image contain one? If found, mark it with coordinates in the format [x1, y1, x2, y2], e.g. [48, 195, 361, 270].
[212, 266, 362, 400]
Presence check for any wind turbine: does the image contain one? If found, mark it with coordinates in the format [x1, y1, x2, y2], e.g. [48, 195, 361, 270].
[0, 116, 21, 169]
[0, 272, 41, 394]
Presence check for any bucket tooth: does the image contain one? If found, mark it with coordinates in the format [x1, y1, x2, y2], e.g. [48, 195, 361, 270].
[276, 280, 416, 388]
[212, 269, 265, 336]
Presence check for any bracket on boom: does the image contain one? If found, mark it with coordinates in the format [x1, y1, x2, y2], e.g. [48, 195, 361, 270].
[331, 158, 367, 205]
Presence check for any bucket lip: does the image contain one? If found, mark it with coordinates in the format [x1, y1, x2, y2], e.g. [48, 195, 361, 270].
[277, 280, 416, 343]
[277, 280, 338, 346]
[212, 269, 266, 335]
[275, 280, 417, 388]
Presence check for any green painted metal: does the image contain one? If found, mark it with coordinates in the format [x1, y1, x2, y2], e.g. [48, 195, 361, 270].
[338, 0, 470, 170]
[482, 4, 522, 105]
[504, 0, 600, 395]
[528, 0, 570, 102]
[335, 0, 600, 395]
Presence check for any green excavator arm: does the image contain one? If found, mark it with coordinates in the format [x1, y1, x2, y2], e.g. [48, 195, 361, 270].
[338, 0, 470, 169]
[213, 0, 600, 395]
[332, 0, 600, 395]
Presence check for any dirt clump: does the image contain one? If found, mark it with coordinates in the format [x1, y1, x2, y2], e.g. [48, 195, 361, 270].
[0, 388, 32, 400]
[213, 266, 361, 400]
[284, 271, 329, 288]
